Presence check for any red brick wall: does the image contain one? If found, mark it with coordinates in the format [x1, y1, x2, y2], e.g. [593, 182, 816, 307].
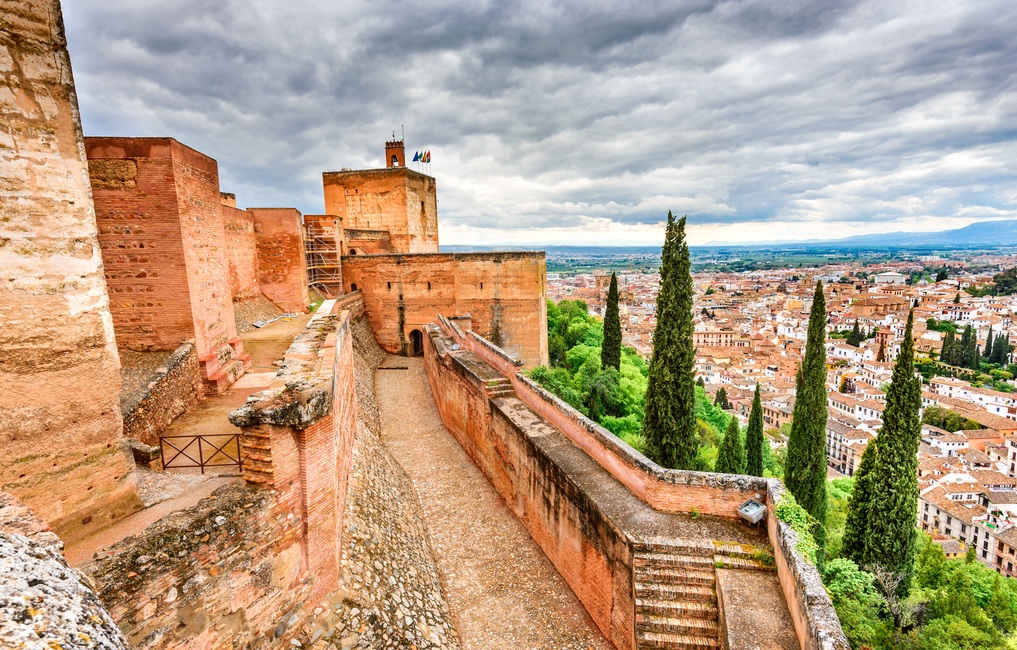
[88, 139, 194, 351]
[171, 144, 239, 360]
[431, 319, 848, 650]
[249, 208, 309, 313]
[87, 137, 240, 361]
[221, 204, 259, 299]
[341, 252, 548, 367]
[230, 303, 358, 604]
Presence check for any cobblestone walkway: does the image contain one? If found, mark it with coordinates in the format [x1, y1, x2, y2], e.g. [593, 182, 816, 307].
[376, 356, 611, 650]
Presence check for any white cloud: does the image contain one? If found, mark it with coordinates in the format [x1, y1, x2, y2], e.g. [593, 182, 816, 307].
[61, 0, 1017, 245]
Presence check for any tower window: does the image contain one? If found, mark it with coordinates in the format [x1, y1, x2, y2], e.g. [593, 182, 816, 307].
[392, 155, 400, 166]
[427, 282, 431, 291]
[387, 282, 391, 290]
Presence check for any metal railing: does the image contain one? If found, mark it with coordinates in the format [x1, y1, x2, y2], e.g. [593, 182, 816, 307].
[159, 434, 243, 474]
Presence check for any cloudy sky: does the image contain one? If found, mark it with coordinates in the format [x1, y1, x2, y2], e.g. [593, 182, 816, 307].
[62, 1, 1017, 246]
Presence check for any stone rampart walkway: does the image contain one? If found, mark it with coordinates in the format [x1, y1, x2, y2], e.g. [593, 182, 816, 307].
[375, 356, 611, 650]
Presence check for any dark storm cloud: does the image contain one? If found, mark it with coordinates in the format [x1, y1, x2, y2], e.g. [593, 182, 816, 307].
[61, 0, 1017, 244]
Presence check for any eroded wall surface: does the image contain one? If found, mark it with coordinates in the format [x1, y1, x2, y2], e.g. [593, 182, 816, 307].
[249, 207, 309, 313]
[221, 202, 260, 299]
[341, 252, 549, 367]
[322, 168, 438, 253]
[0, 0, 141, 542]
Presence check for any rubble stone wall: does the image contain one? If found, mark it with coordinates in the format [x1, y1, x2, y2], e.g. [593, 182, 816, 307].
[0, 492, 130, 649]
[121, 341, 204, 446]
[341, 251, 548, 367]
[82, 482, 330, 649]
[0, 0, 141, 543]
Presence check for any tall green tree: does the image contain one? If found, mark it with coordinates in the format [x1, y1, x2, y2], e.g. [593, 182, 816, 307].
[643, 213, 698, 469]
[842, 439, 878, 564]
[714, 387, 730, 409]
[601, 272, 622, 371]
[985, 326, 994, 359]
[745, 385, 765, 477]
[847, 320, 863, 347]
[865, 310, 923, 597]
[785, 280, 829, 565]
[993, 266, 1017, 295]
[715, 416, 745, 474]
[941, 328, 956, 365]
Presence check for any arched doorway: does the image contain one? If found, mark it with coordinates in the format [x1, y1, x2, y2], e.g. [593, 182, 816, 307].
[409, 329, 423, 357]
[350, 283, 358, 292]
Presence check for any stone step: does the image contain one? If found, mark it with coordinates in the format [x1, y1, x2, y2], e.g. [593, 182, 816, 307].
[635, 565, 716, 586]
[637, 630, 721, 650]
[712, 540, 766, 559]
[635, 598, 718, 620]
[634, 540, 715, 557]
[635, 583, 716, 604]
[713, 554, 775, 572]
[637, 613, 720, 637]
[634, 552, 716, 570]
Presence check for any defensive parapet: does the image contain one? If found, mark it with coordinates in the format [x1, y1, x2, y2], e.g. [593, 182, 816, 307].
[424, 317, 849, 650]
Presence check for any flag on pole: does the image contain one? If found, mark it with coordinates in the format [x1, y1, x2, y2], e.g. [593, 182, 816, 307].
[412, 151, 420, 162]
[425, 151, 431, 163]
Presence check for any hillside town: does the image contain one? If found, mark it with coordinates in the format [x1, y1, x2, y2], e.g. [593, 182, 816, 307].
[549, 258, 1017, 574]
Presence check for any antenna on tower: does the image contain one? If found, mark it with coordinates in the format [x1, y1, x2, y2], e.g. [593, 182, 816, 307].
[401, 124, 405, 140]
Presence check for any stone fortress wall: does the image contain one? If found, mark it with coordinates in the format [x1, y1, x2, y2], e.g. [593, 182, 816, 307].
[0, 0, 143, 543]
[86, 137, 253, 394]
[322, 166, 439, 254]
[342, 251, 549, 367]
[424, 317, 850, 650]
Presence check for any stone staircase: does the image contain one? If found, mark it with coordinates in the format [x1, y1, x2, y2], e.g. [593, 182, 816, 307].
[485, 377, 515, 398]
[199, 337, 251, 394]
[634, 540, 774, 650]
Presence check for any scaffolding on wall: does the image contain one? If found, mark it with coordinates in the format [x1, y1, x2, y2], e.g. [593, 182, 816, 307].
[304, 223, 343, 298]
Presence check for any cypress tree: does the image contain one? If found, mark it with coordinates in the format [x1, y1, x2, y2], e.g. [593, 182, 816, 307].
[941, 329, 955, 365]
[848, 320, 862, 347]
[601, 272, 622, 371]
[962, 325, 976, 368]
[745, 385, 765, 477]
[985, 327, 994, 359]
[785, 281, 829, 565]
[715, 417, 745, 474]
[643, 213, 698, 469]
[842, 438, 878, 565]
[715, 387, 729, 410]
[696, 376, 705, 388]
[971, 346, 981, 372]
[865, 310, 923, 597]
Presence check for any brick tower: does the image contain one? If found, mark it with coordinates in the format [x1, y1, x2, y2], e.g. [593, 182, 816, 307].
[386, 139, 406, 167]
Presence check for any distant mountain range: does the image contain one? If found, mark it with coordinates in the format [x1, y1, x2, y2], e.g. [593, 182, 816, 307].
[808, 219, 1017, 248]
[443, 219, 1017, 251]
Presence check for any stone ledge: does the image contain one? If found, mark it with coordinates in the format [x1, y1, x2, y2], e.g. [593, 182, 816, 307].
[229, 302, 347, 430]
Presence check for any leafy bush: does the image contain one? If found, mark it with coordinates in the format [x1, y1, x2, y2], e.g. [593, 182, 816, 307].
[775, 492, 819, 564]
